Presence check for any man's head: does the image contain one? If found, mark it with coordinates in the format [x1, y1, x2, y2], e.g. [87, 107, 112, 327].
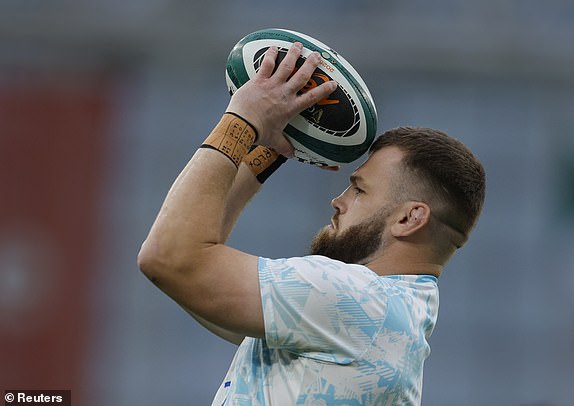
[310, 126, 486, 266]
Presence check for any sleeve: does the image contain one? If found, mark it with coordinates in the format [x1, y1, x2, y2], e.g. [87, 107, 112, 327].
[258, 255, 388, 364]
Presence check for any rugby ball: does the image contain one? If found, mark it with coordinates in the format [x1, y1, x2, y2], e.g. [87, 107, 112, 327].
[226, 28, 378, 166]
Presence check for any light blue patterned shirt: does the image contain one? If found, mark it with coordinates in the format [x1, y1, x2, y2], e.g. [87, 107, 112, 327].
[211, 255, 439, 405]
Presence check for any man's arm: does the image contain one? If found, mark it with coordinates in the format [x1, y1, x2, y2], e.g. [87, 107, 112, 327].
[177, 162, 262, 345]
[181, 150, 288, 345]
[137, 43, 336, 338]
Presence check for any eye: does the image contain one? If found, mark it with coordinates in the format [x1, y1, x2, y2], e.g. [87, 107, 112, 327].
[353, 186, 363, 195]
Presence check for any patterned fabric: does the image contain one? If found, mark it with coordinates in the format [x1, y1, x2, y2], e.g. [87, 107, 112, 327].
[211, 255, 439, 405]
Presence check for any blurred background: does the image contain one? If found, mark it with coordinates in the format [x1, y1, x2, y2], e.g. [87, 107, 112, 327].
[1, 1, 573, 405]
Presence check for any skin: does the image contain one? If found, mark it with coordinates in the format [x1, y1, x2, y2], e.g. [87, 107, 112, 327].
[138, 43, 447, 346]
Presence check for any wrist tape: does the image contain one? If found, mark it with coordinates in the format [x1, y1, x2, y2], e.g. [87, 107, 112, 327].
[243, 146, 287, 184]
[200, 112, 257, 167]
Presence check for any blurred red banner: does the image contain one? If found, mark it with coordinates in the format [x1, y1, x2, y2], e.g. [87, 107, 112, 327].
[0, 72, 112, 402]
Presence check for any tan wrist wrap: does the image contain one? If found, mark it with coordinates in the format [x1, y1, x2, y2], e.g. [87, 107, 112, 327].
[242, 145, 288, 184]
[200, 113, 257, 167]
[243, 146, 281, 177]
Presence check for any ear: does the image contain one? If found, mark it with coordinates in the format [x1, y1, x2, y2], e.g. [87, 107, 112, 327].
[390, 202, 431, 238]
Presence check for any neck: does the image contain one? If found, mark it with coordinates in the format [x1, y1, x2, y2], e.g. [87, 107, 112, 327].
[365, 243, 444, 278]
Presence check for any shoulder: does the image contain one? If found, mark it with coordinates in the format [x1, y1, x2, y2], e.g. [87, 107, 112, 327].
[259, 256, 438, 291]
[258, 255, 377, 281]
[258, 256, 385, 296]
[376, 274, 438, 295]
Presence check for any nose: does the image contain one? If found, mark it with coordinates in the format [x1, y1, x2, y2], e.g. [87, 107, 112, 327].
[331, 191, 346, 214]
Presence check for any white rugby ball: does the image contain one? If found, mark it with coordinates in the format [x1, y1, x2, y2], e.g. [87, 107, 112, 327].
[226, 28, 378, 166]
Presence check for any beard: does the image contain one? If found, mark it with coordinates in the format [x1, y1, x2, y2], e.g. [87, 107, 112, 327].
[309, 208, 391, 265]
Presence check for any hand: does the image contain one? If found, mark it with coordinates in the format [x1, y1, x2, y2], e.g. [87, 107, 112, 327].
[226, 42, 338, 157]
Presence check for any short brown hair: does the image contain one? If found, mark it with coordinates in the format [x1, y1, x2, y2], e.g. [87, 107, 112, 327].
[370, 127, 486, 247]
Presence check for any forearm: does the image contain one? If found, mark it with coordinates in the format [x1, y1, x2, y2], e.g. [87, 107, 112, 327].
[222, 146, 286, 241]
[141, 149, 235, 267]
[137, 115, 264, 337]
[222, 163, 261, 242]
[140, 113, 256, 271]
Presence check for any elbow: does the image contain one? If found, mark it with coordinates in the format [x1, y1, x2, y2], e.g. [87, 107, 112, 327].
[137, 241, 156, 282]
[137, 238, 203, 284]
[137, 239, 169, 284]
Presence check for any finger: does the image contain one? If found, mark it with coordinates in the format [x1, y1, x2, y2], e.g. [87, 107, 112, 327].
[257, 46, 278, 78]
[286, 51, 321, 92]
[295, 80, 338, 112]
[273, 42, 303, 82]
